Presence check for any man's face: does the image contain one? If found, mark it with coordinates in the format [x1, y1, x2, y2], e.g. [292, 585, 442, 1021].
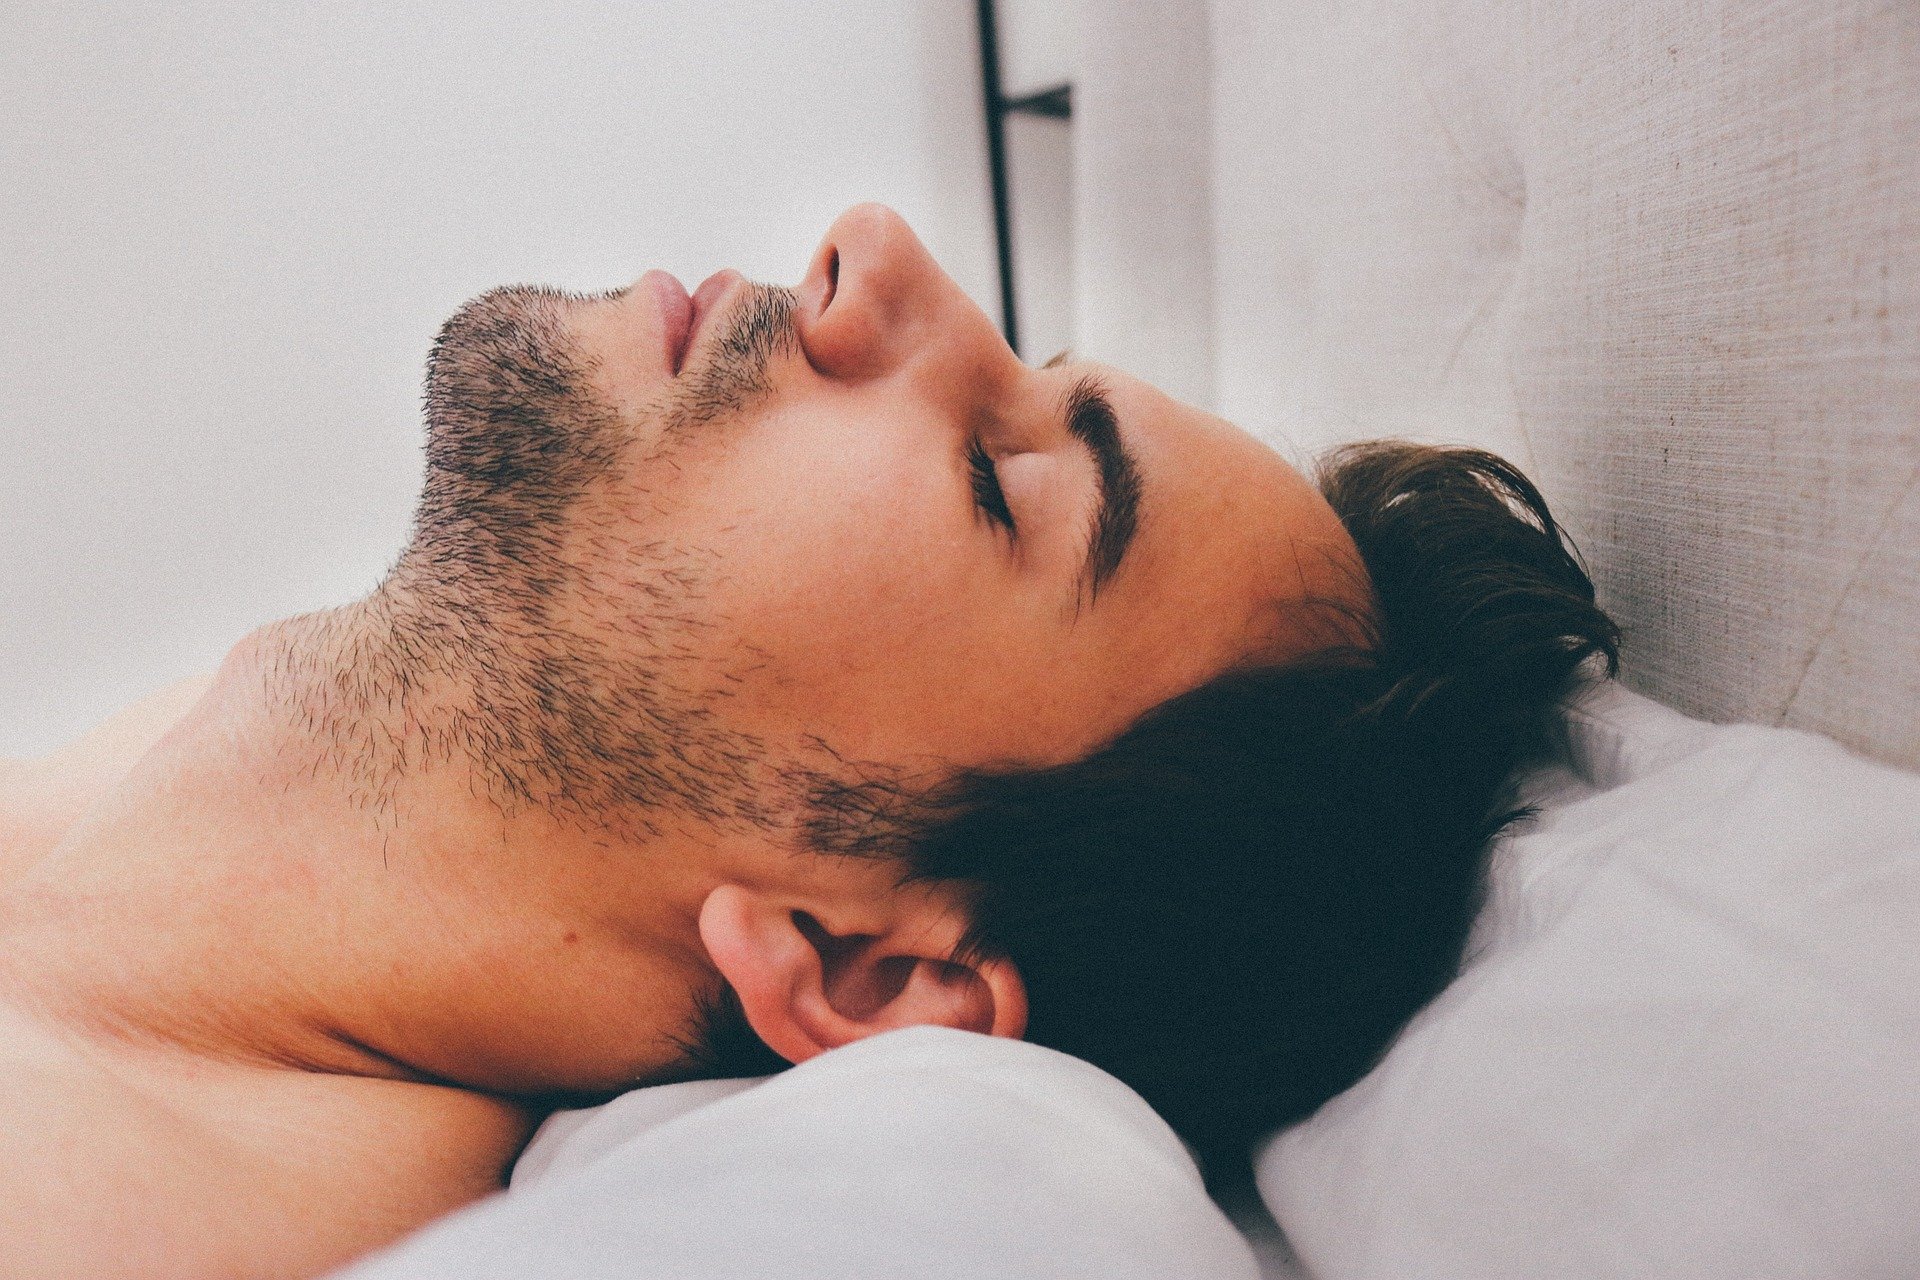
[404, 203, 1356, 830]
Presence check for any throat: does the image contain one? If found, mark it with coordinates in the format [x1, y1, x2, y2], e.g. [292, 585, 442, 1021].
[0, 603, 713, 1118]
[0, 609, 485, 1093]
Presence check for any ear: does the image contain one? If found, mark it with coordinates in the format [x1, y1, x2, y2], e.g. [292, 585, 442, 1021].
[696, 883, 1027, 1066]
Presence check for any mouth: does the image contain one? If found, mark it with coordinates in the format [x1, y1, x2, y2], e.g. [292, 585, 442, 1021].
[632, 267, 747, 378]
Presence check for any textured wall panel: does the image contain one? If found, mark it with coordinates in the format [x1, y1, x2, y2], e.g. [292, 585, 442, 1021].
[1209, 0, 1920, 769]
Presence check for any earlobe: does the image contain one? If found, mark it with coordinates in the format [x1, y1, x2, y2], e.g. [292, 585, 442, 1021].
[697, 884, 1027, 1067]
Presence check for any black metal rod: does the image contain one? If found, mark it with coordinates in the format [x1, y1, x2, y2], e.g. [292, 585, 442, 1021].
[1002, 82, 1072, 120]
[975, 0, 1019, 354]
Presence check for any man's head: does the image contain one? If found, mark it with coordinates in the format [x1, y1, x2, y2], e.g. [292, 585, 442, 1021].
[311, 203, 1613, 1171]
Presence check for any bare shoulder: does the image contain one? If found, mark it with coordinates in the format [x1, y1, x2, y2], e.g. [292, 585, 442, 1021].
[0, 1005, 532, 1279]
[9, 671, 216, 779]
[0, 674, 214, 882]
[0, 1015, 263, 1279]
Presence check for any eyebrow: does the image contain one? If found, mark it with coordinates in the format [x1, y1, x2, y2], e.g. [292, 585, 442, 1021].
[1061, 372, 1143, 605]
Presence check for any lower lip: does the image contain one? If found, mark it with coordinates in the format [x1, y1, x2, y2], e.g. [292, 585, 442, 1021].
[642, 270, 693, 372]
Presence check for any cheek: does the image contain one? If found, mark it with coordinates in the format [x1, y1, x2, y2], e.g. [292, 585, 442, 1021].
[682, 408, 1012, 755]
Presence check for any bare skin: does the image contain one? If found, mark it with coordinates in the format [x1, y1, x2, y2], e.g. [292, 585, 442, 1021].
[0, 676, 211, 884]
[0, 205, 1367, 1278]
[0, 679, 535, 1277]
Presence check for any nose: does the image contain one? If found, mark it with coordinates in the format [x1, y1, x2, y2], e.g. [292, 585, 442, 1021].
[795, 203, 1016, 386]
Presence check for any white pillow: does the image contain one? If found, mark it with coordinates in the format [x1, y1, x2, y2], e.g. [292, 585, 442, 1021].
[337, 1026, 1260, 1279]
[1257, 683, 1920, 1279]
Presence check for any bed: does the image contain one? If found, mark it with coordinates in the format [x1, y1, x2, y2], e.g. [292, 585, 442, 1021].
[339, 1, 1919, 1275]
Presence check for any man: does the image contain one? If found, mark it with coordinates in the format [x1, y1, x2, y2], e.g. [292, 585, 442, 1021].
[0, 204, 1614, 1278]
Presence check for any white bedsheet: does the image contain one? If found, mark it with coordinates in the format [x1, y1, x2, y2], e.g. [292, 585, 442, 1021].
[1258, 682, 1920, 1278]
[336, 1026, 1261, 1279]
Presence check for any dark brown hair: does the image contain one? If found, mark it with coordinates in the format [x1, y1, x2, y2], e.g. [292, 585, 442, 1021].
[893, 441, 1620, 1180]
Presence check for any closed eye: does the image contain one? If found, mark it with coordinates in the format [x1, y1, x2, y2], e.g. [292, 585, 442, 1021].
[967, 438, 1015, 533]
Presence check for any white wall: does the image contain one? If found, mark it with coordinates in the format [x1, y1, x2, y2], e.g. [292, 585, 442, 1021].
[995, 0, 1075, 366]
[0, 0, 997, 756]
[1072, 0, 1214, 411]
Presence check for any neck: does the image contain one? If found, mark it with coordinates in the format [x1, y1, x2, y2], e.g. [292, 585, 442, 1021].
[0, 600, 716, 1095]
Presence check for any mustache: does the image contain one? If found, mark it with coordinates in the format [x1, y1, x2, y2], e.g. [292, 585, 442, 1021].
[711, 282, 801, 367]
[650, 282, 797, 447]
[665, 282, 802, 429]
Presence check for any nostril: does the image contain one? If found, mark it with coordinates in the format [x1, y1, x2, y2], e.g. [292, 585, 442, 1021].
[823, 247, 839, 309]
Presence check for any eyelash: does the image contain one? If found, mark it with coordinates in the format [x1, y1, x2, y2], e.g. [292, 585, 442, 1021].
[967, 438, 1016, 533]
